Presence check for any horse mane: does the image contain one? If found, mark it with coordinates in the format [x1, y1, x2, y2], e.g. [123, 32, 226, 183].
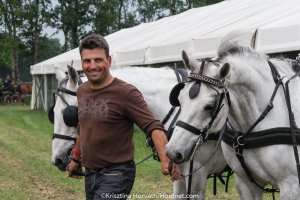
[291, 61, 300, 74]
[217, 31, 300, 77]
[217, 31, 265, 61]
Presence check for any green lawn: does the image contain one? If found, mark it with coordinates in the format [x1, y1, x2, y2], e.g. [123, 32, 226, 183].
[0, 105, 279, 199]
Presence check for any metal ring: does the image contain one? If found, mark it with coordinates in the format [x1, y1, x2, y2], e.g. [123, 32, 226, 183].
[236, 136, 245, 146]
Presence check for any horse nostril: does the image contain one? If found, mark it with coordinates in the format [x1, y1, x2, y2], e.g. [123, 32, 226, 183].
[54, 159, 66, 171]
[54, 158, 62, 166]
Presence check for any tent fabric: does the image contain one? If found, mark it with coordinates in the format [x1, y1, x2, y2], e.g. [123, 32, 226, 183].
[30, 0, 300, 75]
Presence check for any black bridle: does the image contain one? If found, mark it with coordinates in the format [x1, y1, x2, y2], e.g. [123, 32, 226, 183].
[174, 60, 231, 161]
[171, 60, 232, 199]
[51, 76, 82, 142]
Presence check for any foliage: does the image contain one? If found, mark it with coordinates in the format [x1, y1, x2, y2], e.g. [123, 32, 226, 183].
[21, 0, 52, 64]
[38, 37, 63, 63]
[50, 0, 95, 50]
[0, 0, 225, 82]
[0, 32, 14, 67]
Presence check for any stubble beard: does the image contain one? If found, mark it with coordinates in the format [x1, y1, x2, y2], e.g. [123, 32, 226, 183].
[87, 68, 108, 85]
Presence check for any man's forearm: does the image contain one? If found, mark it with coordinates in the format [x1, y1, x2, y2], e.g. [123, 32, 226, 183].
[151, 130, 170, 165]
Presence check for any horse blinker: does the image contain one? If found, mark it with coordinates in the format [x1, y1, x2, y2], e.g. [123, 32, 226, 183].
[169, 82, 185, 107]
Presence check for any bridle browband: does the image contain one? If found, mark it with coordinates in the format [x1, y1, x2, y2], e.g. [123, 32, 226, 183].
[188, 73, 225, 88]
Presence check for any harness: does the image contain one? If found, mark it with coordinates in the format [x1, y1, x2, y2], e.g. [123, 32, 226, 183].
[222, 60, 300, 193]
[170, 57, 300, 197]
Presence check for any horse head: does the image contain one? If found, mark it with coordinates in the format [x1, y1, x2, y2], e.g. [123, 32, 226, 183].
[166, 50, 230, 164]
[49, 65, 81, 171]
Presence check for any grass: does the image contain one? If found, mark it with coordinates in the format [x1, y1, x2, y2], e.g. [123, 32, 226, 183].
[0, 105, 279, 199]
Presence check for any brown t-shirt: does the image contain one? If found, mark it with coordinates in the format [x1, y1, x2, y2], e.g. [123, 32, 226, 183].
[77, 78, 165, 169]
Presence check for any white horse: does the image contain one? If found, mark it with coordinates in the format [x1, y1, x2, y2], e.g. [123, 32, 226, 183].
[50, 65, 228, 199]
[166, 31, 300, 200]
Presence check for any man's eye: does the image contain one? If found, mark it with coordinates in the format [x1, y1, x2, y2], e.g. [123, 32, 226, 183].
[95, 58, 102, 63]
[83, 59, 91, 64]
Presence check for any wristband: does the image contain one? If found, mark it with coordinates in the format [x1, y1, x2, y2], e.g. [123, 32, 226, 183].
[72, 157, 82, 164]
[73, 148, 81, 158]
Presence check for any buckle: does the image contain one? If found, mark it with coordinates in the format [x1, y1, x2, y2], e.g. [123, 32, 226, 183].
[233, 136, 244, 156]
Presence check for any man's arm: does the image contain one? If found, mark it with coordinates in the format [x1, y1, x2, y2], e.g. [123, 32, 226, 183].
[151, 129, 181, 181]
[67, 136, 82, 178]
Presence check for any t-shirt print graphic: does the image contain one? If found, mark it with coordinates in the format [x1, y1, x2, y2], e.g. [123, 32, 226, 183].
[78, 97, 110, 118]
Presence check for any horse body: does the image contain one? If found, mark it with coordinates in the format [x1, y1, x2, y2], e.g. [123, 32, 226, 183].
[221, 56, 300, 199]
[166, 31, 300, 199]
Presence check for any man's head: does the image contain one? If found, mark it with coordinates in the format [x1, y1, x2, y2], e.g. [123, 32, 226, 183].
[79, 34, 109, 58]
[79, 34, 112, 88]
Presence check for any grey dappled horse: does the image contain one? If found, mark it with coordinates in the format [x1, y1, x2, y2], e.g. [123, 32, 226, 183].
[166, 31, 300, 200]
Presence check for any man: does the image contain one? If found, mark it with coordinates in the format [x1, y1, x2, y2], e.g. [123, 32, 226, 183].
[67, 34, 180, 199]
[3, 74, 12, 89]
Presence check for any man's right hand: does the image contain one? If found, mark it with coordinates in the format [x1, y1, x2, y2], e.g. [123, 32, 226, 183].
[67, 160, 83, 179]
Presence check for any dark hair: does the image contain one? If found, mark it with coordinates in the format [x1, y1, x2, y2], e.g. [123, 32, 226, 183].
[79, 34, 109, 57]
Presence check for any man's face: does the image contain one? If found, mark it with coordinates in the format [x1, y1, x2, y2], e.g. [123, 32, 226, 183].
[81, 48, 111, 84]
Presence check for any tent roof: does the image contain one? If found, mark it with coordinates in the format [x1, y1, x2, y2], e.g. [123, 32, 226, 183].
[31, 0, 300, 75]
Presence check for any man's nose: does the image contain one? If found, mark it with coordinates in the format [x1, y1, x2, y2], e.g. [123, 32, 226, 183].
[90, 60, 96, 68]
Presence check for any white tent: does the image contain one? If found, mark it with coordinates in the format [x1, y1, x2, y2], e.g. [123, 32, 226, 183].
[30, 0, 300, 110]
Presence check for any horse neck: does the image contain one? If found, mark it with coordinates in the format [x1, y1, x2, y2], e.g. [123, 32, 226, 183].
[226, 56, 289, 131]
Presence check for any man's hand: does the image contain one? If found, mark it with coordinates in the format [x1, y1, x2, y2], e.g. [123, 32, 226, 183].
[170, 162, 181, 182]
[161, 160, 181, 182]
[150, 130, 182, 182]
[67, 160, 83, 179]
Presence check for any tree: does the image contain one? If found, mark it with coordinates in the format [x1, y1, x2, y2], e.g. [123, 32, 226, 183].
[0, 0, 23, 84]
[91, 0, 122, 35]
[50, 0, 95, 51]
[38, 37, 63, 63]
[22, 0, 51, 64]
[17, 37, 63, 82]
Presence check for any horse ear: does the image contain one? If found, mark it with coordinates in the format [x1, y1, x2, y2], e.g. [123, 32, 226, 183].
[55, 68, 66, 82]
[220, 63, 230, 79]
[67, 65, 79, 86]
[182, 50, 199, 72]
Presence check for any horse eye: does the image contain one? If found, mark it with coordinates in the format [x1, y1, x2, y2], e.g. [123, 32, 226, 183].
[204, 105, 214, 111]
